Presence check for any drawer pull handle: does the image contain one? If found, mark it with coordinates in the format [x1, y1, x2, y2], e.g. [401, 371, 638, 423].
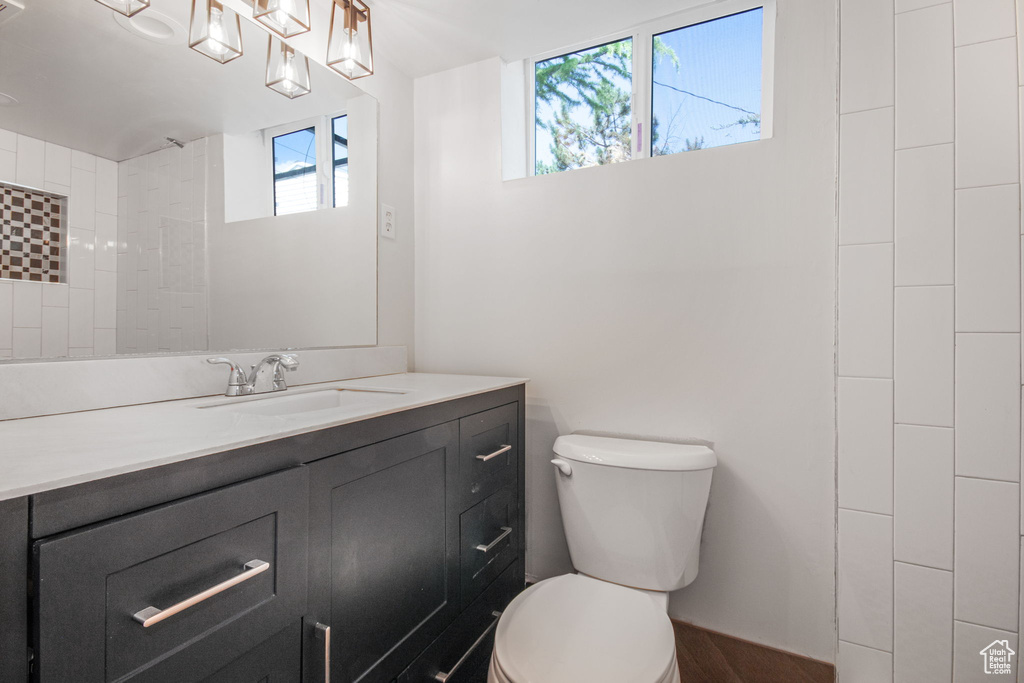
[475, 527, 513, 554]
[476, 444, 512, 462]
[315, 622, 331, 683]
[132, 559, 270, 628]
[434, 610, 503, 682]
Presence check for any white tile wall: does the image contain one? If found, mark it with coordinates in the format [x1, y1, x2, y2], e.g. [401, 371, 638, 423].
[838, 641, 893, 683]
[895, 144, 954, 286]
[839, 0, 1024, 678]
[116, 142, 208, 354]
[955, 477, 1020, 632]
[839, 378, 893, 514]
[839, 108, 895, 245]
[896, 4, 954, 149]
[893, 562, 953, 683]
[955, 185, 1021, 332]
[839, 244, 894, 378]
[0, 128, 117, 359]
[838, 509, 894, 652]
[894, 425, 954, 569]
[894, 285, 954, 426]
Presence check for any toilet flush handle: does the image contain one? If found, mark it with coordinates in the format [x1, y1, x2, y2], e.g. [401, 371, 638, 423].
[551, 459, 573, 476]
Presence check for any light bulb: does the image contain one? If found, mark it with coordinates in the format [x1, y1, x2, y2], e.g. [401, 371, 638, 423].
[341, 26, 361, 70]
[207, 6, 228, 55]
[281, 51, 297, 93]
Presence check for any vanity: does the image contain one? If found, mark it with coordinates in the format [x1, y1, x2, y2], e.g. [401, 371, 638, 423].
[0, 372, 527, 683]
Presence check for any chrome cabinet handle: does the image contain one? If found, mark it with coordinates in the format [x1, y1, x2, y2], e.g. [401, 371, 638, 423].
[475, 527, 512, 554]
[315, 622, 331, 683]
[476, 444, 512, 462]
[434, 611, 503, 682]
[132, 559, 270, 628]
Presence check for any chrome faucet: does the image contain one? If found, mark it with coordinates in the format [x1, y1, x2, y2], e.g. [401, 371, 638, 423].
[207, 353, 300, 396]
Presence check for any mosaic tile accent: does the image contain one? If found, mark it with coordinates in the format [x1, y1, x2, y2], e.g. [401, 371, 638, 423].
[0, 183, 67, 283]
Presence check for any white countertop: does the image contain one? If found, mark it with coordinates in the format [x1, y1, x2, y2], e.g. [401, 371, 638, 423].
[0, 373, 527, 502]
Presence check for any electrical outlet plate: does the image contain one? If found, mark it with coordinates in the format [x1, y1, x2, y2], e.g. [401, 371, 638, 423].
[381, 203, 396, 240]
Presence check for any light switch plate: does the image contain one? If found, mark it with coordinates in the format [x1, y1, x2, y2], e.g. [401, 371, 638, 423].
[381, 203, 396, 240]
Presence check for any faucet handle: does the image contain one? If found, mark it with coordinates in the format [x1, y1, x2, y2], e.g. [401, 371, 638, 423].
[207, 357, 248, 395]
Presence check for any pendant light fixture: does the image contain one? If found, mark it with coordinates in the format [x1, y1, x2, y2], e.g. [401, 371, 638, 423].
[326, 0, 373, 80]
[254, 0, 310, 39]
[189, 0, 243, 64]
[266, 37, 311, 99]
[94, 0, 150, 17]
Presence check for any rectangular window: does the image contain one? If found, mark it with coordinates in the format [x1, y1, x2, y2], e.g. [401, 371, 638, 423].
[651, 8, 763, 155]
[272, 126, 318, 216]
[534, 38, 633, 175]
[332, 115, 349, 208]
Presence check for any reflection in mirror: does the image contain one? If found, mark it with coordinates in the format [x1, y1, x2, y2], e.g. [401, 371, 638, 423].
[0, 0, 378, 361]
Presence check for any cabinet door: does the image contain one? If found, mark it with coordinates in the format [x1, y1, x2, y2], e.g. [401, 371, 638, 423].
[307, 422, 460, 683]
[199, 623, 301, 683]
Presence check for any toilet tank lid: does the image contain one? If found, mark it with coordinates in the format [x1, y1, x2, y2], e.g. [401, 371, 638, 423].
[553, 435, 716, 471]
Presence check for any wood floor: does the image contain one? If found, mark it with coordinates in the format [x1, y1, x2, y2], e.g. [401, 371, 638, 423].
[672, 620, 835, 683]
[465, 619, 835, 683]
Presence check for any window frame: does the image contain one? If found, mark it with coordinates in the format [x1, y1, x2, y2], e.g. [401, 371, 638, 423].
[265, 110, 349, 216]
[526, 0, 775, 176]
[330, 114, 350, 209]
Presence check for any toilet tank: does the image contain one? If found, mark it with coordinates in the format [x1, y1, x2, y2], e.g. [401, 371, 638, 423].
[552, 435, 716, 592]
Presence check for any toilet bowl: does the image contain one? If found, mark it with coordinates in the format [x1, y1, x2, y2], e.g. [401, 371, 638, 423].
[487, 435, 716, 683]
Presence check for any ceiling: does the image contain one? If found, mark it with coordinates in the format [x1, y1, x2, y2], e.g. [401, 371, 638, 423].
[368, 0, 725, 78]
[0, 0, 364, 161]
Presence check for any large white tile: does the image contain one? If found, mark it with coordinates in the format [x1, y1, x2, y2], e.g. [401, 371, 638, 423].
[895, 144, 954, 286]
[955, 333, 1021, 481]
[894, 425, 953, 569]
[0, 282, 11, 349]
[840, 244, 895, 378]
[956, 38, 1020, 189]
[841, 0, 895, 113]
[953, 621, 1016, 681]
[70, 150, 95, 172]
[12, 281, 42, 328]
[12, 327, 41, 359]
[41, 284, 69, 309]
[94, 328, 116, 356]
[68, 228, 95, 291]
[95, 157, 117, 216]
[896, 0, 948, 11]
[894, 562, 952, 683]
[14, 135, 44, 189]
[0, 128, 16, 152]
[896, 4, 954, 148]
[839, 509, 894, 651]
[955, 477, 1019, 631]
[956, 185, 1021, 332]
[840, 108, 895, 245]
[68, 287, 94, 349]
[839, 641, 892, 683]
[40, 305, 68, 358]
[95, 213, 117, 273]
[43, 143, 71, 187]
[94, 271, 116, 330]
[69, 167, 96, 230]
[894, 286, 954, 426]
[839, 378, 894, 514]
[954, 0, 1016, 46]
[0, 149, 14, 182]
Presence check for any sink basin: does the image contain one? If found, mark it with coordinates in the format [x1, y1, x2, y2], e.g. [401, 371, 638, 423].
[199, 388, 407, 417]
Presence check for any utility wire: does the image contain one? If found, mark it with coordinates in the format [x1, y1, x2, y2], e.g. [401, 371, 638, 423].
[652, 79, 759, 117]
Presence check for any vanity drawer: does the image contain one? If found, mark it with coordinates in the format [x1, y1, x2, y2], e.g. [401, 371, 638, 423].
[460, 485, 518, 609]
[33, 467, 308, 683]
[399, 562, 518, 683]
[459, 403, 518, 508]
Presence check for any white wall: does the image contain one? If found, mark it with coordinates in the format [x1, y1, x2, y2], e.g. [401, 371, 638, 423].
[835, 1, 1024, 679]
[0, 128, 118, 359]
[412, 0, 838, 662]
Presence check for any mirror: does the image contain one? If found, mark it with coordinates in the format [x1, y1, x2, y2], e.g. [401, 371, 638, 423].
[0, 0, 378, 360]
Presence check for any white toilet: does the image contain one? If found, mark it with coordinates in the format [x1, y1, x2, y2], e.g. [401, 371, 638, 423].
[488, 434, 717, 683]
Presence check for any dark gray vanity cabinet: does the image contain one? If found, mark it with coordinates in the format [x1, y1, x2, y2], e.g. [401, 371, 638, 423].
[6, 384, 526, 683]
